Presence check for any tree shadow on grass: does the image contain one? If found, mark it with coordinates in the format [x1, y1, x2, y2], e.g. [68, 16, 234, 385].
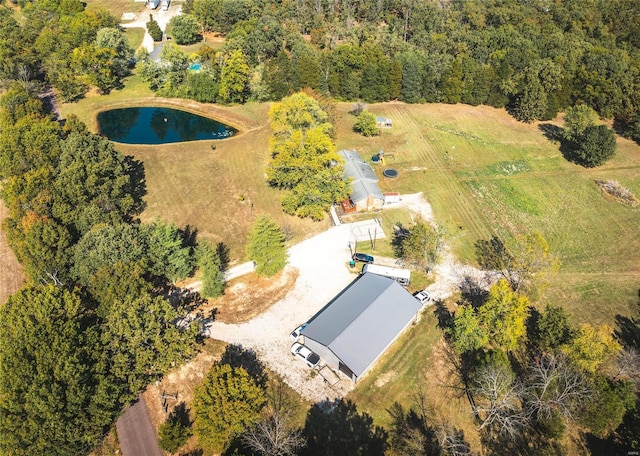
[300, 398, 387, 456]
[216, 242, 230, 272]
[434, 300, 454, 336]
[538, 123, 580, 164]
[614, 290, 640, 349]
[220, 344, 267, 389]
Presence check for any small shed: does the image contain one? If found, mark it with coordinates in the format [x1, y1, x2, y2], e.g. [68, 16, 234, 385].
[376, 117, 393, 128]
[338, 149, 384, 212]
[300, 273, 422, 383]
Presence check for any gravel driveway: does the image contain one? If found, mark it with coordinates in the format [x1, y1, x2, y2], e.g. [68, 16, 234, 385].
[121, 4, 182, 53]
[203, 193, 494, 401]
[203, 222, 363, 401]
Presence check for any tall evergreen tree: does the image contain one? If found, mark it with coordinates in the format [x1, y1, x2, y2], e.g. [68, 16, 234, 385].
[246, 215, 287, 277]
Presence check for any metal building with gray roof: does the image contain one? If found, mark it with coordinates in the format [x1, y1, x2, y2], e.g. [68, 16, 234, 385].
[338, 149, 384, 211]
[300, 272, 422, 382]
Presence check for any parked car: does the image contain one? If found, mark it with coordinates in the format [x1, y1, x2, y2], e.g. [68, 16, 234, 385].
[290, 342, 320, 368]
[161, 0, 170, 10]
[352, 252, 374, 264]
[289, 323, 307, 341]
[413, 290, 431, 304]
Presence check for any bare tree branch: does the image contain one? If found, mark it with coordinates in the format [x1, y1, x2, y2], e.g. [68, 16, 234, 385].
[524, 353, 592, 421]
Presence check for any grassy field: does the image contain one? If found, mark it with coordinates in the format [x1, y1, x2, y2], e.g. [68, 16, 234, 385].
[334, 102, 640, 325]
[59, 77, 330, 265]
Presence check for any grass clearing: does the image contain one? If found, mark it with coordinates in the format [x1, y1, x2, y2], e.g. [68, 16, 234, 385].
[60, 91, 329, 265]
[348, 309, 482, 451]
[85, 0, 146, 21]
[335, 102, 640, 325]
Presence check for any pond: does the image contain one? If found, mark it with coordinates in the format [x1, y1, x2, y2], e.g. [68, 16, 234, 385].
[97, 107, 236, 145]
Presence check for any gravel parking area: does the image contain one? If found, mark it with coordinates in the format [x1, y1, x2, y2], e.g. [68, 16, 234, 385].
[203, 193, 494, 401]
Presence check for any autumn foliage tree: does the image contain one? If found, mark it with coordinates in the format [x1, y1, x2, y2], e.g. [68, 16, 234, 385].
[475, 232, 560, 294]
[267, 92, 348, 220]
[452, 279, 530, 353]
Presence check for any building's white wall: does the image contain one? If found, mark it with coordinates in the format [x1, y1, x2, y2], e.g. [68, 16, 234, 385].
[304, 338, 340, 370]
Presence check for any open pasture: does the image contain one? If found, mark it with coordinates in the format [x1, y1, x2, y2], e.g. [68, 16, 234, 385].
[335, 102, 640, 324]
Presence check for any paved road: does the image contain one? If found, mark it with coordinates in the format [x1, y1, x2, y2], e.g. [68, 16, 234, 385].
[116, 397, 163, 456]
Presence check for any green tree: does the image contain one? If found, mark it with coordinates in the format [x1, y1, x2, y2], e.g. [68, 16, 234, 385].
[451, 305, 489, 353]
[169, 14, 199, 45]
[87, 260, 152, 318]
[159, 43, 189, 92]
[563, 104, 598, 142]
[535, 304, 575, 352]
[246, 215, 287, 277]
[101, 294, 200, 397]
[573, 124, 617, 168]
[580, 376, 635, 438]
[72, 223, 149, 286]
[53, 131, 144, 235]
[0, 285, 114, 455]
[219, 49, 250, 104]
[393, 219, 443, 273]
[193, 363, 266, 453]
[147, 14, 163, 42]
[353, 110, 378, 136]
[7, 216, 74, 283]
[159, 403, 193, 453]
[196, 240, 226, 298]
[512, 79, 547, 123]
[144, 219, 195, 284]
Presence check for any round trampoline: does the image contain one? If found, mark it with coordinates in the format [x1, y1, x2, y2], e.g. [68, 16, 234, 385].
[383, 168, 398, 178]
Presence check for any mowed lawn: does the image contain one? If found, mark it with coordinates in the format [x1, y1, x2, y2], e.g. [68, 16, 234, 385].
[335, 102, 640, 325]
[60, 88, 330, 265]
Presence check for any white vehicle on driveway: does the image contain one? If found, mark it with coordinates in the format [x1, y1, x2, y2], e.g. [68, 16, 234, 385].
[290, 342, 320, 368]
[289, 323, 307, 341]
[413, 290, 431, 304]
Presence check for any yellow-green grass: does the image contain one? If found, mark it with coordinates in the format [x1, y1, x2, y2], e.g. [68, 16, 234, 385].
[348, 310, 481, 450]
[59, 88, 329, 263]
[335, 102, 640, 325]
[84, 0, 146, 21]
[124, 27, 145, 51]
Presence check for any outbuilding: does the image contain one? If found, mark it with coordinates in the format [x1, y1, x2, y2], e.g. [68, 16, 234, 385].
[299, 273, 423, 383]
[338, 149, 384, 211]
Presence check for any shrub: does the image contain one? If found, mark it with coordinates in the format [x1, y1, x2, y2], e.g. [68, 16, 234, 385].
[353, 110, 378, 137]
[595, 179, 639, 206]
[146, 15, 163, 42]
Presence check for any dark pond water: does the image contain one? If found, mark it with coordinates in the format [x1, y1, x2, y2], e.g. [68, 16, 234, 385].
[97, 107, 236, 144]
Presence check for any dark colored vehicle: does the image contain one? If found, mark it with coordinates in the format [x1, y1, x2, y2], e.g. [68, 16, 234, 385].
[352, 252, 374, 264]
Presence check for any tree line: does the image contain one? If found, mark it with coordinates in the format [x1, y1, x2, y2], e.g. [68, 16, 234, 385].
[1, 0, 638, 142]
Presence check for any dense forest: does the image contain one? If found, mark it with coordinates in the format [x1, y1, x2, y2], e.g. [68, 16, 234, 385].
[0, 0, 639, 138]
